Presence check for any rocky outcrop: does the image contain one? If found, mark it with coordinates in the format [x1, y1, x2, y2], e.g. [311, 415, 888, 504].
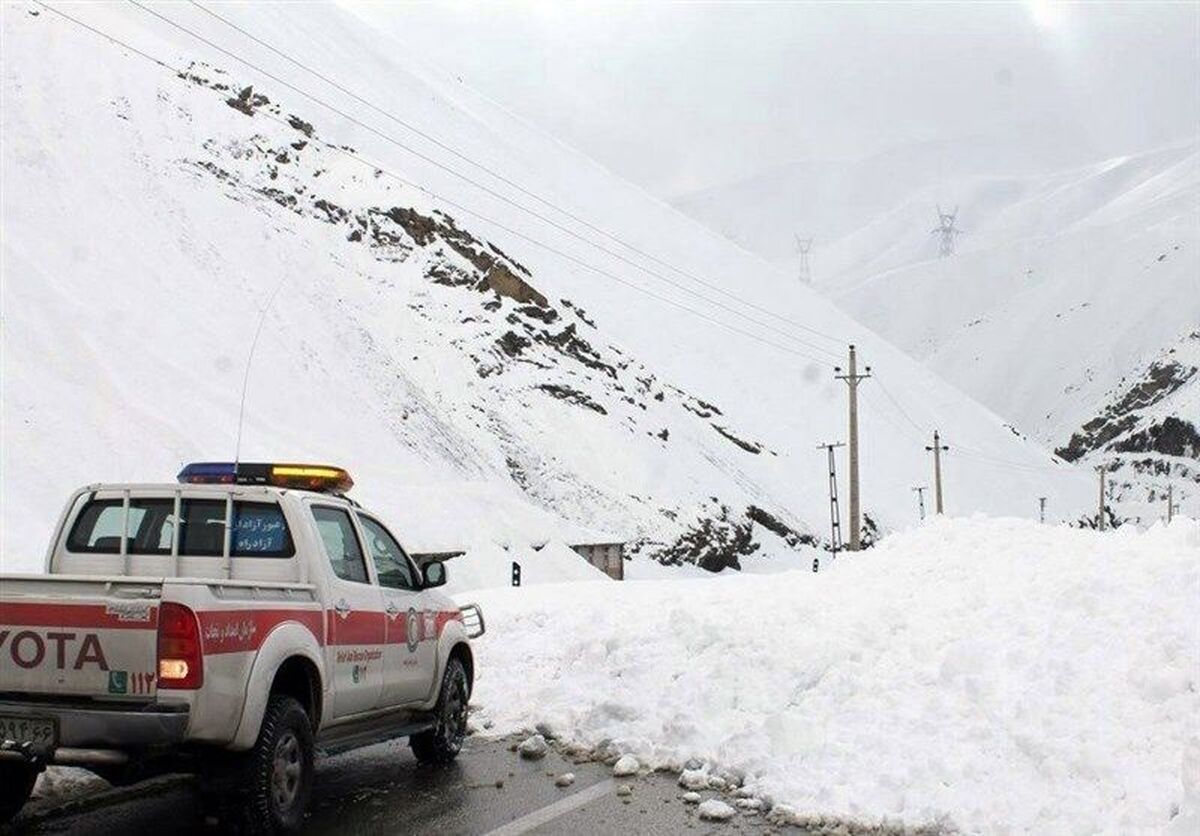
[1057, 335, 1198, 461]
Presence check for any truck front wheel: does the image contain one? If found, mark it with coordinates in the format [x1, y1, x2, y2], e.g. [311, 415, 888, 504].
[0, 762, 39, 823]
[241, 695, 314, 834]
[410, 657, 469, 765]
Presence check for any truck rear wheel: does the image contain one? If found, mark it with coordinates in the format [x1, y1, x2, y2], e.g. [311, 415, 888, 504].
[410, 657, 469, 765]
[241, 695, 314, 834]
[0, 762, 39, 824]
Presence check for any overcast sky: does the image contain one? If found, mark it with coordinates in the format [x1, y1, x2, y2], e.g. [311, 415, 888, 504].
[351, 1, 1200, 197]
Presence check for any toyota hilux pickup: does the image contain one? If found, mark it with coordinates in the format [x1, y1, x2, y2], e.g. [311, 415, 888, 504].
[0, 462, 484, 833]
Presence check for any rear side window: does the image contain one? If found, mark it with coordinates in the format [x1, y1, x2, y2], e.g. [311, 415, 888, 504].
[66, 498, 294, 557]
[312, 506, 370, 584]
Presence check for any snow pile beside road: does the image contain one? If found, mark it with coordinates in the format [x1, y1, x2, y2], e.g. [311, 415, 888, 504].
[465, 516, 1200, 834]
[445, 540, 608, 595]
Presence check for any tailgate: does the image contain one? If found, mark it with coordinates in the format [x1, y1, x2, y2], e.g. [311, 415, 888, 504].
[0, 575, 162, 700]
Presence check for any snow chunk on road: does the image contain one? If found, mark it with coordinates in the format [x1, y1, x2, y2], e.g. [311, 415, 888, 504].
[612, 754, 640, 776]
[517, 734, 548, 760]
[697, 799, 736, 821]
[467, 517, 1200, 834]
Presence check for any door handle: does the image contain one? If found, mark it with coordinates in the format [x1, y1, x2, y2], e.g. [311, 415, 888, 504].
[385, 601, 400, 618]
[334, 599, 351, 618]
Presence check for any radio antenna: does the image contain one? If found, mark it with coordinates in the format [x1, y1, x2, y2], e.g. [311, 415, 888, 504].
[234, 275, 289, 467]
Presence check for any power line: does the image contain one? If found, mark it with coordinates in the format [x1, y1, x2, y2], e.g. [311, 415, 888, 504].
[188, 1, 847, 351]
[954, 444, 1071, 475]
[35, 1, 838, 369]
[861, 387, 925, 443]
[34, 1, 173, 70]
[871, 373, 1075, 476]
[33, 1, 1096, 499]
[126, 0, 845, 362]
[873, 374, 926, 435]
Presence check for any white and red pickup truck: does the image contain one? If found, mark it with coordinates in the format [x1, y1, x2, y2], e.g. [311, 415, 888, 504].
[0, 462, 484, 832]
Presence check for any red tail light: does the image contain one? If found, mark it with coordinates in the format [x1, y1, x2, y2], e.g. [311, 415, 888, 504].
[157, 602, 203, 689]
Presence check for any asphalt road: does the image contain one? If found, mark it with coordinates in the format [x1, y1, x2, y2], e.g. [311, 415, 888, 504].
[6, 736, 806, 835]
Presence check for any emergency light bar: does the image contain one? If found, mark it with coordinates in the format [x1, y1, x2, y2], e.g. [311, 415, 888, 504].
[177, 462, 354, 493]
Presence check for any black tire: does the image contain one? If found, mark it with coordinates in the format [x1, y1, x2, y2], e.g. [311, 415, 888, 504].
[239, 695, 315, 834]
[410, 657, 470, 765]
[0, 762, 39, 824]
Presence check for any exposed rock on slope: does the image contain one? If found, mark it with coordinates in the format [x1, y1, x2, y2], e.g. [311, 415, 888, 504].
[1059, 331, 1200, 522]
[174, 63, 800, 567]
[0, 4, 1094, 565]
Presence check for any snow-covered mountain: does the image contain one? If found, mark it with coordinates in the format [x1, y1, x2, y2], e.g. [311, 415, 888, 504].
[1057, 330, 1199, 523]
[673, 137, 1200, 522]
[672, 117, 1108, 270]
[1, 2, 1092, 573]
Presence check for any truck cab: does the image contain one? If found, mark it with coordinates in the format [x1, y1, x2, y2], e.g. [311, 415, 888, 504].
[0, 462, 483, 833]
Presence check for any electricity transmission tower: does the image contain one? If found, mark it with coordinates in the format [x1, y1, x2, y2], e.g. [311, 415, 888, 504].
[925, 430, 949, 514]
[931, 205, 962, 257]
[1038, 496, 1047, 524]
[835, 346, 871, 550]
[1096, 464, 1108, 530]
[816, 442, 846, 563]
[1167, 484, 1178, 523]
[795, 234, 813, 284]
[912, 486, 928, 521]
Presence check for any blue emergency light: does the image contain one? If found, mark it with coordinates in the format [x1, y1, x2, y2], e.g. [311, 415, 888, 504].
[177, 462, 354, 494]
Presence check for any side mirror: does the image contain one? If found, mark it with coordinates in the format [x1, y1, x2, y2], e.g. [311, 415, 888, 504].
[423, 561, 447, 588]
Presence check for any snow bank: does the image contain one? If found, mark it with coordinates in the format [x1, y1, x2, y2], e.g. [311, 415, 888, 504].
[444, 539, 608, 595]
[464, 516, 1200, 834]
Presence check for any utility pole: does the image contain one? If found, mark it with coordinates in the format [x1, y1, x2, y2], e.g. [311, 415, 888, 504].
[931, 205, 963, 257]
[925, 430, 949, 514]
[1096, 465, 1107, 530]
[911, 486, 927, 521]
[835, 346, 871, 550]
[1038, 496, 1047, 524]
[816, 442, 846, 566]
[795, 234, 813, 284]
[1166, 484, 1175, 524]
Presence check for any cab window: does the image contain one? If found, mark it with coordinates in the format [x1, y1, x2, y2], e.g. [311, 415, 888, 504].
[357, 515, 416, 590]
[66, 498, 294, 557]
[312, 506, 369, 584]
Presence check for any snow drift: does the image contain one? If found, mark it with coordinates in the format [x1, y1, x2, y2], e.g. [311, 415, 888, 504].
[465, 517, 1200, 834]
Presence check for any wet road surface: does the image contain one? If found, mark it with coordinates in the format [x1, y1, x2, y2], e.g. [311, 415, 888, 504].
[6, 736, 806, 835]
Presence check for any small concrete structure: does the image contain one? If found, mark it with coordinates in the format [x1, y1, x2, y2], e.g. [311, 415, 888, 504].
[570, 542, 625, 580]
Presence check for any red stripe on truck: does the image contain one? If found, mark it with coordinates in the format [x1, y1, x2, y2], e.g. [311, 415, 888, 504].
[0, 602, 157, 629]
[325, 609, 386, 645]
[435, 609, 463, 636]
[1, 604, 464, 657]
[197, 609, 324, 655]
[380, 608, 463, 645]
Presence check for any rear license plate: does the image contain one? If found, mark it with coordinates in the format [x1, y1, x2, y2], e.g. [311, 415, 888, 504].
[0, 715, 56, 749]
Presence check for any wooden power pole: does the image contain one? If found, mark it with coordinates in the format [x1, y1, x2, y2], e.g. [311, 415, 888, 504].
[835, 345, 870, 550]
[926, 430, 949, 514]
[1096, 465, 1107, 530]
[1167, 484, 1175, 523]
[1038, 496, 1047, 524]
